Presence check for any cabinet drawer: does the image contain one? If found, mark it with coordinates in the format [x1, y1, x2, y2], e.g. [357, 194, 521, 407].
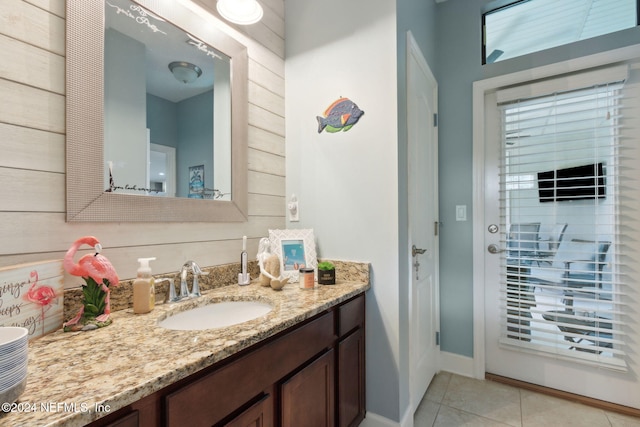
[338, 294, 365, 337]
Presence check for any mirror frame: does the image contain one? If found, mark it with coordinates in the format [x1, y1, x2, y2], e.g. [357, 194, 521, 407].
[66, 0, 248, 222]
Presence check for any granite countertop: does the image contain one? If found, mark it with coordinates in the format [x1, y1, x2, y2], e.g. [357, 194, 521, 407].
[1, 278, 370, 427]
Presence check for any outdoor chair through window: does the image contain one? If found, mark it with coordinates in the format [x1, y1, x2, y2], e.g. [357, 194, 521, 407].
[506, 222, 540, 266]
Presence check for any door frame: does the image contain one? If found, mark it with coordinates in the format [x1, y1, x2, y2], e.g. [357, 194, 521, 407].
[406, 30, 440, 411]
[471, 44, 640, 379]
[149, 143, 177, 197]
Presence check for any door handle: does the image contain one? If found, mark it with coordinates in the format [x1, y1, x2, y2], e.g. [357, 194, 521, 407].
[487, 244, 505, 254]
[412, 245, 427, 257]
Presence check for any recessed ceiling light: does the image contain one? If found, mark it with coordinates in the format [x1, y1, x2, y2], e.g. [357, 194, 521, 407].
[216, 0, 263, 25]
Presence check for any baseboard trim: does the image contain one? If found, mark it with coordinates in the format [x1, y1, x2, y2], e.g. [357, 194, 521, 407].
[360, 405, 413, 427]
[359, 351, 477, 427]
[399, 404, 413, 427]
[360, 411, 401, 427]
[486, 373, 640, 418]
[438, 351, 477, 378]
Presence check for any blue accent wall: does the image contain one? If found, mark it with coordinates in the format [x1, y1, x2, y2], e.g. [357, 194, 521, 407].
[177, 91, 214, 198]
[147, 94, 178, 149]
[147, 91, 213, 198]
[434, 0, 640, 358]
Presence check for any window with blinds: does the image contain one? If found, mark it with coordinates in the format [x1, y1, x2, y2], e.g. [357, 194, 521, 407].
[497, 68, 628, 370]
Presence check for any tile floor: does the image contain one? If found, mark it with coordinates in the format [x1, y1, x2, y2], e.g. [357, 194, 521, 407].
[415, 372, 640, 427]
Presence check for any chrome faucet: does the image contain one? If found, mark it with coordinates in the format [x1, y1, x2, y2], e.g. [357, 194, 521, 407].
[190, 261, 208, 297]
[155, 277, 176, 304]
[179, 260, 209, 299]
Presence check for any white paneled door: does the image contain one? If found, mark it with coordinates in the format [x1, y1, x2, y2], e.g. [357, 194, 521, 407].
[407, 32, 439, 413]
[481, 65, 640, 409]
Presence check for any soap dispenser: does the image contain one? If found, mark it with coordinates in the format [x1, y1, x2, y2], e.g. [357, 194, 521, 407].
[133, 257, 156, 314]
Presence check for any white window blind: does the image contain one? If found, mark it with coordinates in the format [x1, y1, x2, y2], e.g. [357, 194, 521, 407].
[496, 68, 629, 370]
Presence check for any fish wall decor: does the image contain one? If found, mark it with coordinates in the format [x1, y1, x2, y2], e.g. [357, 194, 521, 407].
[317, 97, 364, 133]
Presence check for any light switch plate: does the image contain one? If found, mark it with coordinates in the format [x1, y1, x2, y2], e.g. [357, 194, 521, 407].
[456, 205, 467, 221]
[288, 194, 299, 222]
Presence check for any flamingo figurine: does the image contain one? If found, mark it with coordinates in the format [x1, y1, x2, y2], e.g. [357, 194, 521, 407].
[63, 236, 119, 329]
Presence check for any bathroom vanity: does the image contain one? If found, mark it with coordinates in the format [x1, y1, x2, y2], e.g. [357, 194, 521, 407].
[0, 280, 368, 427]
[95, 293, 365, 427]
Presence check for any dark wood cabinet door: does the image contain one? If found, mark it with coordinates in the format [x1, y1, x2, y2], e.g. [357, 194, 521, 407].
[338, 328, 365, 427]
[165, 312, 334, 427]
[223, 393, 273, 427]
[281, 349, 335, 427]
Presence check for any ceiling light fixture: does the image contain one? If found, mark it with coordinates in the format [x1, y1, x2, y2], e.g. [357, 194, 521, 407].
[216, 0, 263, 25]
[168, 61, 203, 84]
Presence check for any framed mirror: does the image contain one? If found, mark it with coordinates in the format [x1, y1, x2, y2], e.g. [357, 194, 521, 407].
[66, 0, 248, 222]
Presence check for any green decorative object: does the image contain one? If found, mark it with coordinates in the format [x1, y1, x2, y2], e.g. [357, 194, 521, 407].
[318, 261, 336, 285]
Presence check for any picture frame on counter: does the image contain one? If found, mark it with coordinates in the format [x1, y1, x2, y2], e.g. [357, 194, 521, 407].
[268, 228, 317, 281]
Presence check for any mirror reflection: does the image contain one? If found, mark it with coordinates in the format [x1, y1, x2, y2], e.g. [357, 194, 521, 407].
[104, 0, 232, 199]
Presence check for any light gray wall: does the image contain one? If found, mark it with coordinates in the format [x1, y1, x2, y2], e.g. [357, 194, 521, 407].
[285, 0, 438, 422]
[435, 0, 640, 357]
[285, 0, 401, 422]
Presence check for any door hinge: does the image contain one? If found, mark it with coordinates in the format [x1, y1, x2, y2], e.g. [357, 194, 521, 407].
[435, 331, 440, 346]
[433, 113, 438, 127]
[434, 221, 440, 236]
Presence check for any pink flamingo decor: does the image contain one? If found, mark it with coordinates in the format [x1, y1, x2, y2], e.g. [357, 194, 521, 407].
[23, 270, 59, 336]
[63, 236, 120, 332]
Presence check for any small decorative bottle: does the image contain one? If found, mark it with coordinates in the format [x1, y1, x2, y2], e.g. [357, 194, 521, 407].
[299, 268, 315, 290]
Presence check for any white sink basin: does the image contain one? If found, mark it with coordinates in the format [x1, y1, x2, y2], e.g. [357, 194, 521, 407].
[158, 300, 273, 331]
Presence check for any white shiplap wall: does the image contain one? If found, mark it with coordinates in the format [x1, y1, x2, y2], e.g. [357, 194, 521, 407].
[0, 0, 285, 285]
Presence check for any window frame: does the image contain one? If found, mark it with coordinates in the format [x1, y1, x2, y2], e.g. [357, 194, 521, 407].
[481, 0, 640, 65]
